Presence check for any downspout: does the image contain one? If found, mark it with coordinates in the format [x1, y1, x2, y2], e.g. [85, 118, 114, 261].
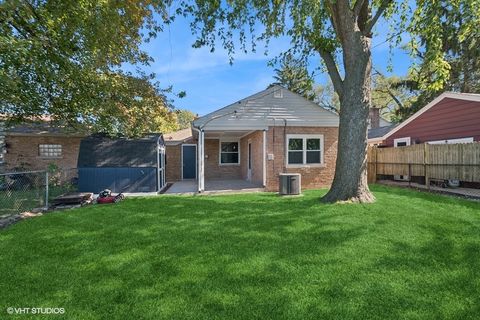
[264, 117, 287, 189]
[263, 129, 266, 187]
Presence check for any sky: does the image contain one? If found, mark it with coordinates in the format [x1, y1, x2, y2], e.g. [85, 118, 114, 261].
[137, 16, 413, 117]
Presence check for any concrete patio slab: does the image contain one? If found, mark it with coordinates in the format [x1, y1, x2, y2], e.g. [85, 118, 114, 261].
[164, 179, 264, 195]
[164, 180, 196, 195]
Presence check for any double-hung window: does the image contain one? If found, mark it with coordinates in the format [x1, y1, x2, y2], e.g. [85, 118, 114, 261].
[220, 141, 239, 165]
[286, 134, 323, 166]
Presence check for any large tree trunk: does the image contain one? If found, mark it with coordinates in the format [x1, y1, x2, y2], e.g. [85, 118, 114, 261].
[321, 30, 375, 203]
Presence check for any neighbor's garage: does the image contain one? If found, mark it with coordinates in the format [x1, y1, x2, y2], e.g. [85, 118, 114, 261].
[77, 134, 165, 193]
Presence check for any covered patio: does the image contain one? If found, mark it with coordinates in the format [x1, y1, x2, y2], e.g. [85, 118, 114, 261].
[165, 179, 264, 195]
[192, 126, 267, 193]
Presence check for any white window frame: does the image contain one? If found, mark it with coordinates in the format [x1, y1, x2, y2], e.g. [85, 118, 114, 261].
[285, 134, 324, 167]
[393, 137, 411, 147]
[38, 144, 62, 158]
[219, 139, 240, 166]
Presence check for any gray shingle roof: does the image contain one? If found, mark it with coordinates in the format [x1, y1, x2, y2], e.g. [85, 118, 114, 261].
[78, 134, 163, 168]
[5, 122, 84, 136]
[368, 124, 397, 139]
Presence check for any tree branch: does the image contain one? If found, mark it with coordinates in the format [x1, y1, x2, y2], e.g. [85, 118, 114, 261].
[364, 0, 392, 35]
[318, 50, 344, 97]
[375, 88, 405, 110]
[353, 0, 367, 18]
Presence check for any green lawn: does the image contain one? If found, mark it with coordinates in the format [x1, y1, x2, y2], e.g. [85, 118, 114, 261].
[1, 185, 480, 319]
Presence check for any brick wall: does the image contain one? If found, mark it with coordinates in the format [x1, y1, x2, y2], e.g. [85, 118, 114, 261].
[240, 131, 264, 185]
[165, 137, 197, 182]
[164, 126, 338, 190]
[265, 126, 338, 191]
[165, 144, 182, 182]
[204, 139, 241, 180]
[5, 135, 82, 171]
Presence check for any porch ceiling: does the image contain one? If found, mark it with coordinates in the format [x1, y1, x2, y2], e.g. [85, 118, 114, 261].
[203, 130, 255, 139]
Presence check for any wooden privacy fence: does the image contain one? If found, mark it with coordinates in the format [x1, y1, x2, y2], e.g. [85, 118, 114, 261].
[367, 142, 480, 184]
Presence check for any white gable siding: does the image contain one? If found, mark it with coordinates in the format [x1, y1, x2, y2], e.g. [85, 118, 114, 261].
[193, 86, 339, 130]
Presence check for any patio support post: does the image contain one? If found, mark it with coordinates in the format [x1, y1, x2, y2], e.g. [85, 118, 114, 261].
[199, 129, 205, 192]
[263, 129, 267, 187]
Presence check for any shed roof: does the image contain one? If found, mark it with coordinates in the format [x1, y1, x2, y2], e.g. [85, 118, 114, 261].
[193, 85, 339, 130]
[78, 134, 162, 168]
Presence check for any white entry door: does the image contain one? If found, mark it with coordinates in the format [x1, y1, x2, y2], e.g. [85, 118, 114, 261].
[394, 137, 411, 181]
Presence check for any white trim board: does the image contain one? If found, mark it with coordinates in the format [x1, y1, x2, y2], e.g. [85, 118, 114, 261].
[427, 137, 474, 144]
[380, 92, 480, 142]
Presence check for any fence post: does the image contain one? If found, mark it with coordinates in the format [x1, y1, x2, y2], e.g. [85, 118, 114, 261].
[424, 143, 430, 189]
[408, 163, 412, 186]
[45, 171, 49, 210]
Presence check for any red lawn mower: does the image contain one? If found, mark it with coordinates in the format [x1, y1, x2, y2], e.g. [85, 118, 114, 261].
[96, 189, 125, 204]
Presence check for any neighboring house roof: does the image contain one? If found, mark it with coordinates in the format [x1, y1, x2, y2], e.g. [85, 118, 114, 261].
[78, 134, 163, 168]
[369, 92, 480, 142]
[5, 122, 86, 137]
[163, 128, 193, 145]
[368, 124, 397, 139]
[193, 85, 339, 131]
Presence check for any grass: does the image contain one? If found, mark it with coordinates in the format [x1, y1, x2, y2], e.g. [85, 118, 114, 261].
[1, 185, 479, 319]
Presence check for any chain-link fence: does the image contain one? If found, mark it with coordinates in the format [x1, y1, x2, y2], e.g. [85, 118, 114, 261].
[0, 168, 78, 218]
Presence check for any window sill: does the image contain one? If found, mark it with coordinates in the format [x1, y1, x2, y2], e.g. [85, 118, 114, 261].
[286, 163, 325, 168]
[219, 163, 241, 166]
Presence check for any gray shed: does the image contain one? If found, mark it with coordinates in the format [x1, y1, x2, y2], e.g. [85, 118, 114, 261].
[77, 134, 165, 193]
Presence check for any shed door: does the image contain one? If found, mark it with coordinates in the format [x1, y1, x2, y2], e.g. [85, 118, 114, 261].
[182, 145, 197, 179]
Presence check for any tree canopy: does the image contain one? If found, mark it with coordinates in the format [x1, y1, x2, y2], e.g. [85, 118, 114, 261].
[176, 109, 197, 129]
[0, 0, 180, 136]
[272, 54, 316, 101]
[378, 0, 480, 121]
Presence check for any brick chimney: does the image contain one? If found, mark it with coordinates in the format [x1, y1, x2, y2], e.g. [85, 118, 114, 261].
[369, 107, 380, 129]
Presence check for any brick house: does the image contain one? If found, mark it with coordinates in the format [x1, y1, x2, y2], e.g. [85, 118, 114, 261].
[2, 122, 85, 172]
[165, 85, 339, 192]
